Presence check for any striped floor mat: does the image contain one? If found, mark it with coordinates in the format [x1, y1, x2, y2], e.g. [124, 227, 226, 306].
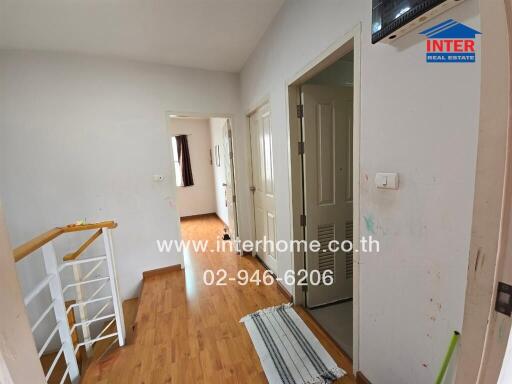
[241, 303, 345, 384]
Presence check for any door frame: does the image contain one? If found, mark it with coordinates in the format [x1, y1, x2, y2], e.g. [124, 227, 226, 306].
[285, 23, 361, 371]
[165, 111, 240, 249]
[223, 118, 239, 239]
[455, 1, 512, 382]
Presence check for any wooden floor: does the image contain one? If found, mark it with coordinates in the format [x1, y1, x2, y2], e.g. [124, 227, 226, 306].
[83, 215, 355, 383]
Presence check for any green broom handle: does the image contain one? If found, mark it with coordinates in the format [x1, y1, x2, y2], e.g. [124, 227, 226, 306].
[435, 331, 460, 384]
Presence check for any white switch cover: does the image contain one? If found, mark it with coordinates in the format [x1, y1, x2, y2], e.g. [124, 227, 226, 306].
[375, 173, 399, 189]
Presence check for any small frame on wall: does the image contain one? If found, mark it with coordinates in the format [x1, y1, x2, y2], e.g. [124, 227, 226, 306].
[215, 145, 221, 167]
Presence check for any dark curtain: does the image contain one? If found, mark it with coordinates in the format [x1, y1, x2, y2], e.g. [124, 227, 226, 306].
[175, 135, 194, 187]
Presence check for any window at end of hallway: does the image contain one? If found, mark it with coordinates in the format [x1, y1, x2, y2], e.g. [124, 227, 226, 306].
[171, 137, 183, 187]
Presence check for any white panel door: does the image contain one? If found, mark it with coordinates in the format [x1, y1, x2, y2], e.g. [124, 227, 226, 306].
[302, 84, 353, 307]
[222, 119, 238, 239]
[249, 103, 277, 273]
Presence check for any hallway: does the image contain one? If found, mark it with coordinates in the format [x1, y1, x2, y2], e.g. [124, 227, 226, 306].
[82, 215, 354, 383]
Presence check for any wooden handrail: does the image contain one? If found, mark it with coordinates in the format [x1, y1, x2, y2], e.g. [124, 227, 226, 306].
[61, 221, 117, 233]
[13, 228, 63, 262]
[63, 229, 103, 262]
[13, 221, 117, 262]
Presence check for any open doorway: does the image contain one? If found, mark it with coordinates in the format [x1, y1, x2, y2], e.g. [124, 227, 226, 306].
[302, 51, 355, 358]
[168, 114, 239, 244]
[287, 28, 360, 367]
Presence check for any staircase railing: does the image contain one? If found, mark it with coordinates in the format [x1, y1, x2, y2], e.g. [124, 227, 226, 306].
[13, 221, 125, 384]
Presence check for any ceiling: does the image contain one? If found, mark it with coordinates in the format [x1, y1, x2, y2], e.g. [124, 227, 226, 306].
[0, 0, 285, 72]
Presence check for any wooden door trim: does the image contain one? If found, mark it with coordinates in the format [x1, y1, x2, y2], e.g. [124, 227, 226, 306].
[355, 371, 372, 384]
[285, 23, 362, 372]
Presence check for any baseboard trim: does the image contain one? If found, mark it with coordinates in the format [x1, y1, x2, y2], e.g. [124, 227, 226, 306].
[130, 280, 146, 344]
[276, 279, 293, 302]
[180, 213, 217, 220]
[214, 213, 229, 226]
[254, 253, 269, 269]
[253, 254, 293, 302]
[356, 371, 372, 384]
[142, 264, 181, 279]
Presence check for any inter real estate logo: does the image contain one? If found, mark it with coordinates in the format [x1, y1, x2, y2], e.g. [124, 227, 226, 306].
[420, 19, 481, 63]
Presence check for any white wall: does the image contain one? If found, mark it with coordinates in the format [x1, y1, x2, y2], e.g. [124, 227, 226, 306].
[209, 118, 229, 224]
[169, 118, 216, 217]
[240, 1, 480, 383]
[0, 50, 247, 303]
[499, 327, 512, 384]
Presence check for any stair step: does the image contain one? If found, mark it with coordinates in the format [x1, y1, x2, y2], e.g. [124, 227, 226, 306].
[83, 297, 139, 367]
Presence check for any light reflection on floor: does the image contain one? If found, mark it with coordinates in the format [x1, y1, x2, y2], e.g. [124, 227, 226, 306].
[183, 245, 198, 300]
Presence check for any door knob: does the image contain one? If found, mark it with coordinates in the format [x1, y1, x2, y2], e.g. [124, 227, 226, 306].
[222, 183, 227, 187]
[249, 186, 256, 192]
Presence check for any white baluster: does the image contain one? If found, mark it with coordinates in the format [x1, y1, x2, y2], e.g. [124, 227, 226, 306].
[72, 263, 92, 357]
[42, 242, 80, 383]
[102, 227, 125, 346]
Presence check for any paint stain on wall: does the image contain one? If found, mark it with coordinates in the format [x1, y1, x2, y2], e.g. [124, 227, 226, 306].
[364, 215, 376, 235]
[167, 197, 176, 208]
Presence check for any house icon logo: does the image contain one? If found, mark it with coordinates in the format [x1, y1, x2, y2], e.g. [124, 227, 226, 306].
[420, 19, 481, 63]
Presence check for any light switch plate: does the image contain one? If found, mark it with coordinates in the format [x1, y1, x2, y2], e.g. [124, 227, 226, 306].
[375, 173, 399, 190]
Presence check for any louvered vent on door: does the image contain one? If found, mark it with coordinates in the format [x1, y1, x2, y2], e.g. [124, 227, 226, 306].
[345, 221, 353, 280]
[318, 224, 335, 283]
